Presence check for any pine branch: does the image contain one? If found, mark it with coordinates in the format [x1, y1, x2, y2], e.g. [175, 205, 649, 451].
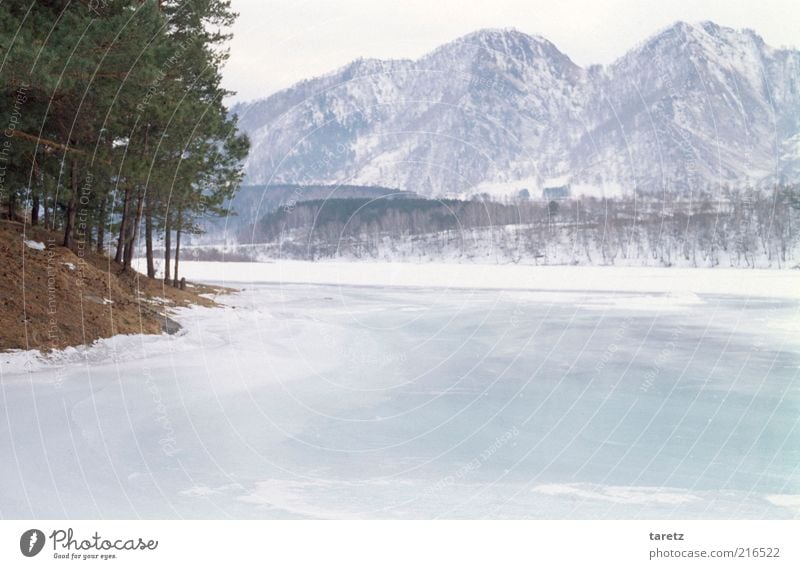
[8, 129, 111, 164]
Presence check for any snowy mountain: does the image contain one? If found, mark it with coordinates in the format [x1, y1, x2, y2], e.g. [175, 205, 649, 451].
[233, 22, 800, 197]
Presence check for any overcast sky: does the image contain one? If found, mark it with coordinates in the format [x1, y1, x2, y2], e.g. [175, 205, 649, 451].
[223, 0, 800, 102]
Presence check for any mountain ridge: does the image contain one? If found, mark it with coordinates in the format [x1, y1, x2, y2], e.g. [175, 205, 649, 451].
[233, 21, 800, 196]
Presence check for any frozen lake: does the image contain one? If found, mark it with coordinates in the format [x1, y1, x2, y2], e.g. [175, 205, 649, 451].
[1, 264, 799, 519]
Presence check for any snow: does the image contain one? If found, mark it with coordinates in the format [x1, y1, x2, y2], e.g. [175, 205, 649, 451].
[542, 175, 571, 187]
[530, 483, 700, 505]
[764, 495, 800, 515]
[469, 175, 602, 200]
[466, 176, 626, 200]
[176, 260, 800, 300]
[1, 263, 798, 519]
[139, 296, 173, 305]
[570, 180, 625, 198]
[23, 239, 46, 251]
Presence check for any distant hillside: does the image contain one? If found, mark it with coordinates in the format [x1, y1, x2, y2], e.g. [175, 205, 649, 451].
[190, 184, 416, 245]
[229, 187, 800, 268]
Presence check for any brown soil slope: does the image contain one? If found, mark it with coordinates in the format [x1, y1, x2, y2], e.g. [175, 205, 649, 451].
[0, 220, 229, 351]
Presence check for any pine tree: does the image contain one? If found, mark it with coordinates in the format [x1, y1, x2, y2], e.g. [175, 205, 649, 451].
[0, 0, 249, 281]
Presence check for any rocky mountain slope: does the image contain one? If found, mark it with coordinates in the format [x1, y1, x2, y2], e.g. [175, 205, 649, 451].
[233, 22, 800, 197]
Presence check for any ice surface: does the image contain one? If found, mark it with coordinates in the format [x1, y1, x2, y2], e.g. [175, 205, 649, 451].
[1, 263, 798, 519]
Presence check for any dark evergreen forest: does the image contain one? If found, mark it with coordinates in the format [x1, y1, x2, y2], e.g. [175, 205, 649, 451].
[0, 0, 249, 283]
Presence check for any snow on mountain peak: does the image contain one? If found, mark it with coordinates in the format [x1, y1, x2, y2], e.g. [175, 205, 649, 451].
[236, 21, 800, 196]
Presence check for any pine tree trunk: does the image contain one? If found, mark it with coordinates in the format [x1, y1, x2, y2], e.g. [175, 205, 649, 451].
[145, 197, 155, 278]
[6, 191, 17, 221]
[123, 189, 145, 270]
[115, 186, 131, 263]
[173, 211, 182, 287]
[163, 214, 171, 283]
[42, 190, 49, 229]
[96, 196, 107, 253]
[31, 193, 39, 225]
[63, 160, 78, 248]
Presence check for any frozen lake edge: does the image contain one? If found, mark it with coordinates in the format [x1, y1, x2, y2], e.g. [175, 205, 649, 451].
[1, 262, 799, 519]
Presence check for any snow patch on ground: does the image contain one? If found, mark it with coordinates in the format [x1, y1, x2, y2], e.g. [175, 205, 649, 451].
[138, 295, 173, 305]
[763, 495, 800, 515]
[23, 239, 46, 251]
[180, 483, 244, 498]
[531, 483, 701, 505]
[238, 479, 356, 519]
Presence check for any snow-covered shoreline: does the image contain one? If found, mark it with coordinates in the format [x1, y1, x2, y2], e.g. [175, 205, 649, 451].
[6, 261, 798, 375]
[176, 260, 800, 300]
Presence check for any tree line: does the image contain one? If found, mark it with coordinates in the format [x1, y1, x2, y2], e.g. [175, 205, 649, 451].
[0, 0, 248, 284]
[248, 187, 800, 268]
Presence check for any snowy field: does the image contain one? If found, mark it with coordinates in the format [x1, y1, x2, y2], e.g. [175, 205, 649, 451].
[1, 262, 799, 519]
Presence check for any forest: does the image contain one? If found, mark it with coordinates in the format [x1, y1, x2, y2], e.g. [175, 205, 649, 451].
[246, 187, 800, 268]
[0, 0, 248, 283]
